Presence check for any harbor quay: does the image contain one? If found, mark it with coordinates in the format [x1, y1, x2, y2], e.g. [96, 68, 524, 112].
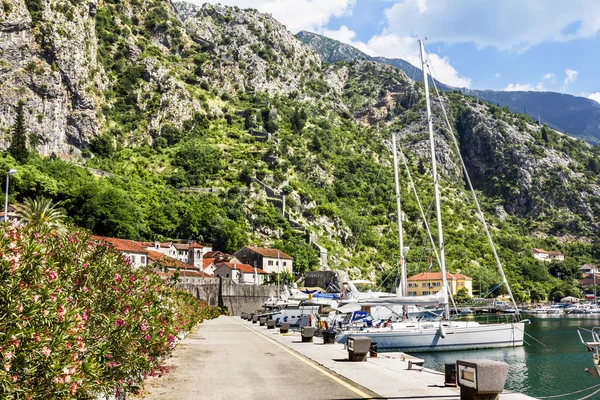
[140, 316, 537, 399]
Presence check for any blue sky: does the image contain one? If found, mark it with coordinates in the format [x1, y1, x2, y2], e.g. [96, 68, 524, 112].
[198, 0, 600, 103]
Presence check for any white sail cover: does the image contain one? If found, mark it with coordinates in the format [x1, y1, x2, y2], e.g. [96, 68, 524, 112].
[358, 289, 448, 306]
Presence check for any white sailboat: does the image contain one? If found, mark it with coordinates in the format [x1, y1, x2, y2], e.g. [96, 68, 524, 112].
[335, 39, 529, 352]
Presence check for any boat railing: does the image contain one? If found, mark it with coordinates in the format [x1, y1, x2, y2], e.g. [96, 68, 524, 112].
[451, 312, 523, 325]
[578, 327, 600, 350]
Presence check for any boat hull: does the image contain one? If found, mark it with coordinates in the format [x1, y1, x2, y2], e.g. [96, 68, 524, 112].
[336, 321, 527, 353]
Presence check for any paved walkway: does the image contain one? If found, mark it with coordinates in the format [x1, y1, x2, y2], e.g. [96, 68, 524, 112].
[140, 316, 536, 400]
[139, 316, 378, 399]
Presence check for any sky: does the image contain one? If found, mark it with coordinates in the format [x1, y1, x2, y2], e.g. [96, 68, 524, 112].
[195, 0, 600, 103]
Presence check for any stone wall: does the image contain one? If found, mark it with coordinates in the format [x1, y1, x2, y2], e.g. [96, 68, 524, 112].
[178, 277, 277, 316]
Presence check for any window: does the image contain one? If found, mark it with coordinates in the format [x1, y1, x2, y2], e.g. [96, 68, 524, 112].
[433, 282, 441, 287]
[130, 255, 136, 263]
[409, 291, 417, 296]
[283, 262, 287, 266]
[141, 256, 146, 264]
[422, 283, 430, 287]
[226, 274, 229, 278]
[422, 291, 431, 295]
[268, 260, 273, 266]
[458, 282, 464, 286]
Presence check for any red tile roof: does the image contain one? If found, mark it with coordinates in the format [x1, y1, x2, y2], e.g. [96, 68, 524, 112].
[188, 243, 204, 249]
[173, 243, 189, 250]
[91, 236, 148, 254]
[407, 272, 472, 281]
[215, 262, 268, 274]
[146, 250, 206, 273]
[203, 258, 216, 269]
[242, 246, 292, 259]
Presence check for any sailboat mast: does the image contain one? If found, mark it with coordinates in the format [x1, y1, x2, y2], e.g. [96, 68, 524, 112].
[419, 39, 450, 319]
[392, 133, 407, 297]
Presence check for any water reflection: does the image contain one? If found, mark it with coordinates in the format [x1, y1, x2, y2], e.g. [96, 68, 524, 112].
[409, 315, 600, 399]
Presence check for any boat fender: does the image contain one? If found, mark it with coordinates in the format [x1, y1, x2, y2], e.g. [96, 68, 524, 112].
[438, 323, 446, 338]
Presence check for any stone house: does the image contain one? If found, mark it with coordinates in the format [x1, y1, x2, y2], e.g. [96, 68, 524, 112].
[147, 249, 209, 284]
[91, 235, 148, 268]
[234, 245, 293, 274]
[580, 263, 599, 275]
[213, 262, 268, 285]
[141, 241, 178, 258]
[532, 248, 565, 262]
[407, 272, 473, 297]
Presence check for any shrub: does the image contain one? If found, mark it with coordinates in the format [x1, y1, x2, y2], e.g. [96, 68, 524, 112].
[0, 223, 221, 398]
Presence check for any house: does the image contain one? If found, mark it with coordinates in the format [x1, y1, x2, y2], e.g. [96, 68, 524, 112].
[202, 258, 217, 276]
[234, 245, 293, 274]
[147, 250, 209, 284]
[532, 248, 565, 262]
[213, 262, 268, 284]
[580, 264, 599, 275]
[578, 272, 600, 289]
[0, 204, 22, 223]
[407, 272, 473, 297]
[141, 242, 178, 259]
[91, 235, 149, 268]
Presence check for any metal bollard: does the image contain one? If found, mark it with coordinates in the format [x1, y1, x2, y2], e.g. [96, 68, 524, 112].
[280, 322, 290, 334]
[267, 320, 276, 329]
[259, 317, 267, 326]
[301, 327, 316, 342]
[445, 363, 457, 387]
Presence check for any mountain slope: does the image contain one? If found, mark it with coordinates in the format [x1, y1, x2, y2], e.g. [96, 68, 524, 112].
[298, 30, 600, 144]
[1, 1, 600, 295]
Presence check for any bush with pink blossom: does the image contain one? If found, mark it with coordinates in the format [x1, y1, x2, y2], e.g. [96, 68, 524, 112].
[0, 223, 222, 398]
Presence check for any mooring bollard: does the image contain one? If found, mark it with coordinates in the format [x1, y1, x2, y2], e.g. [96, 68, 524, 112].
[267, 320, 276, 329]
[321, 329, 336, 344]
[456, 359, 509, 400]
[445, 363, 457, 387]
[241, 313, 247, 320]
[252, 314, 258, 324]
[301, 326, 316, 342]
[280, 322, 290, 334]
[347, 336, 371, 362]
[369, 342, 378, 357]
[259, 317, 267, 326]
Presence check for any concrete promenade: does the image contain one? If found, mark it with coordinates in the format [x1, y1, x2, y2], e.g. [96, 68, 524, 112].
[140, 316, 537, 399]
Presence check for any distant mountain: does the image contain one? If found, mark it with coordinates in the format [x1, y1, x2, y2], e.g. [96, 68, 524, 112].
[298, 30, 600, 144]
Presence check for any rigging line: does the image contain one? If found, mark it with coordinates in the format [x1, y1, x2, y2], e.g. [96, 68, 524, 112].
[578, 386, 600, 400]
[509, 323, 547, 347]
[536, 383, 600, 399]
[424, 45, 521, 313]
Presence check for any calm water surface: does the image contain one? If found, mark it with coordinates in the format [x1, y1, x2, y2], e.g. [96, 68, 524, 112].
[412, 315, 600, 399]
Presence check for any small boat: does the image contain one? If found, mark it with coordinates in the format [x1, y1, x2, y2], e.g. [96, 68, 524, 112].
[578, 327, 600, 378]
[546, 304, 564, 315]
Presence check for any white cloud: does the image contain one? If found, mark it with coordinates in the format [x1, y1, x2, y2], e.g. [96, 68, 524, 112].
[504, 83, 533, 91]
[196, 0, 356, 33]
[536, 82, 545, 91]
[494, 72, 501, 78]
[564, 69, 578, 85]
[382, 0, 600, 51]
[588, 92, 600, 104]
[543, 73, 554, 79]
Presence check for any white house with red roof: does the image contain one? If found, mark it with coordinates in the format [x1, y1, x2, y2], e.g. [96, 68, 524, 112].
[213, 262, 268, 285]
[234, 245, 293, 274]
[146, 250, 209, 284]
[532, 248, 565, 262]
[91, 235, 149, 268]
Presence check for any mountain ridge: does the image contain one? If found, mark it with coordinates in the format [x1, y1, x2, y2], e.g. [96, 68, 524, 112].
[297, 30, 600, 144]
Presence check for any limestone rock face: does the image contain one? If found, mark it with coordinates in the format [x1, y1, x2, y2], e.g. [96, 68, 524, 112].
[0, 0, 104, 157]
[175, 2, 323, 96]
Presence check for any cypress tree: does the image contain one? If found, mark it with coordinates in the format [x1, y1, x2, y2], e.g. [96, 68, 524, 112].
[8, 103, 29, 163]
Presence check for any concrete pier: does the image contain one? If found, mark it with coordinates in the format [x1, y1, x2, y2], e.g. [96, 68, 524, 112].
[140, 316, 537, 399]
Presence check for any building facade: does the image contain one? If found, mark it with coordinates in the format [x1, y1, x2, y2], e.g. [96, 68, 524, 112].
[407, 272, 473, 297]
[532, 248, 565, 262]
[234, 245, 293, 274]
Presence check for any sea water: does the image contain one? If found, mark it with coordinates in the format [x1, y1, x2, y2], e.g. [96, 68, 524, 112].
[412, 314, 600, 399]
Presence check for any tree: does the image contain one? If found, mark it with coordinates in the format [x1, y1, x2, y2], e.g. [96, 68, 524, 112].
[290, 107, 308, 134]
[8, 102, 29, 163]
[454, 287, 472, 304]
[16, 196, 65, 232]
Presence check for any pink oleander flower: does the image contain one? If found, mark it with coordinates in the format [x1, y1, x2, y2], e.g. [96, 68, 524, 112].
[41, 346, 51, 357]
[141, 323, 147, 331]
[114, 274, 121, 283]
[45, 270, 58, 282]
[3, 351, 14, 360]
[114, 318, 125, 328]
[144, 334, 150, 341]
[83, 287, 88, 292]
